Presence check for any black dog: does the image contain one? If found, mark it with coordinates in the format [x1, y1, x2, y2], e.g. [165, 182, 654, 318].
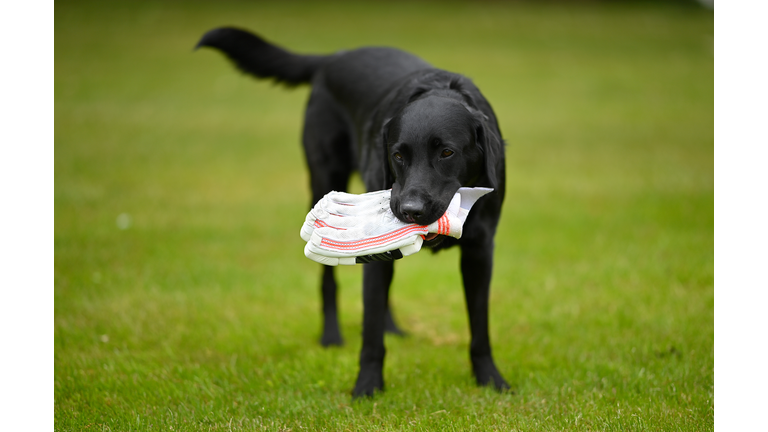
[197, 28, 509, 397]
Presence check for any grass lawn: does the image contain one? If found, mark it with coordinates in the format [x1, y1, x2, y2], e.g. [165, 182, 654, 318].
[55, 1, 713, 430]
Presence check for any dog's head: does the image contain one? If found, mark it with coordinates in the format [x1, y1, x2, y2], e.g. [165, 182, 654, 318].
[384, 92, 501, 230]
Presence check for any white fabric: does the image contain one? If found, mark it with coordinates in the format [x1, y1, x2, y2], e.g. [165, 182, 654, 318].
[300, 187, 492, 266]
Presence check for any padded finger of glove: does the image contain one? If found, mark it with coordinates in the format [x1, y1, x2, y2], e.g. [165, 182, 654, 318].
[304, 234, 423, 266]
[301, 205, 405, 244]
[306, 224, 426, 258]
[300, 190, 392, 241]
[319, 190, 391, 218]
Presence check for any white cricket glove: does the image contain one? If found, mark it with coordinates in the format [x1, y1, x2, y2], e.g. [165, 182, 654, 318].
[300, 187, 493, 266]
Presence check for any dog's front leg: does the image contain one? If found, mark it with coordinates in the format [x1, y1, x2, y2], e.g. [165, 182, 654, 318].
[461, 239, 511, 392]
[352, 261, 394, 398]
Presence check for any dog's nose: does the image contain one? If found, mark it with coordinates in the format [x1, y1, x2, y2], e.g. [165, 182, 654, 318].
[400, 201, 425, 224]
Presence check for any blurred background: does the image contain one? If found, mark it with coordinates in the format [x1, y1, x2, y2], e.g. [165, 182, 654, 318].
[55, 0, 713, 429]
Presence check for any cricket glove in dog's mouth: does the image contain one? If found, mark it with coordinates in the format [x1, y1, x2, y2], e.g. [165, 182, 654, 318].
[299, 187, 492, 266]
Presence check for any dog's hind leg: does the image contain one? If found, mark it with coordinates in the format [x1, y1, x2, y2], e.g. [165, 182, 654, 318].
[302, 87, 354, 347]
[308, 158, 350, 347]
[319, 265, 343, 346]
[385, 306, 407, 336]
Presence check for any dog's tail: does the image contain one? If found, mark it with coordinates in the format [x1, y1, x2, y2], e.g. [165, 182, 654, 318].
[196, 27, 326, 86]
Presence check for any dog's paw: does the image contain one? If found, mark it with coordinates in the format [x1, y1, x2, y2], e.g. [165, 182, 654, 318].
[320, 320, 344, 347]
[352, 367, 384, 399]
[384, 319, 408, 337]
[472, 356, 511, 392]
[384, 309, 408, 337]
[320, 332, 344, 347]
[385, 326, 408, 337]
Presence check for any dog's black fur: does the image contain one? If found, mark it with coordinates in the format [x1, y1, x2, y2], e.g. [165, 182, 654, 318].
[197, 28, 509, 397]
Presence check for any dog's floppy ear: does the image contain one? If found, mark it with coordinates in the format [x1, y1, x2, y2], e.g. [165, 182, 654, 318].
[448, 78, 504, 189]
[471, 111, 503, 191]
[380, 117, 396, 188]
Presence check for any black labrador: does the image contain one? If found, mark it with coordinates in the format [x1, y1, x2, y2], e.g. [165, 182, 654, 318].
[197, 28, 509, 398]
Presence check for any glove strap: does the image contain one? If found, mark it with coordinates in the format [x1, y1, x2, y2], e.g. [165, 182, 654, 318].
[355, 249, 404, 264]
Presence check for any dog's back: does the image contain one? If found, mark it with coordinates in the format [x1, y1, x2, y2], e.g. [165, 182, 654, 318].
[318, 47, 431, 117]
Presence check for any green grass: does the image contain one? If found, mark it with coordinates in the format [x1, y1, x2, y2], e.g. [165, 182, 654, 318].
[55, 1, 713, 430]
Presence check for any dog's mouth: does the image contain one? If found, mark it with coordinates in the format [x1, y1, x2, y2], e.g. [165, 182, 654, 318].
[421, 233, 446, 248]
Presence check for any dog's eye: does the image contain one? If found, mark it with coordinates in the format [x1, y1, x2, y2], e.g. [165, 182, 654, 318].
[441, 149, 454, 158]
[393, 152, 403, 161]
